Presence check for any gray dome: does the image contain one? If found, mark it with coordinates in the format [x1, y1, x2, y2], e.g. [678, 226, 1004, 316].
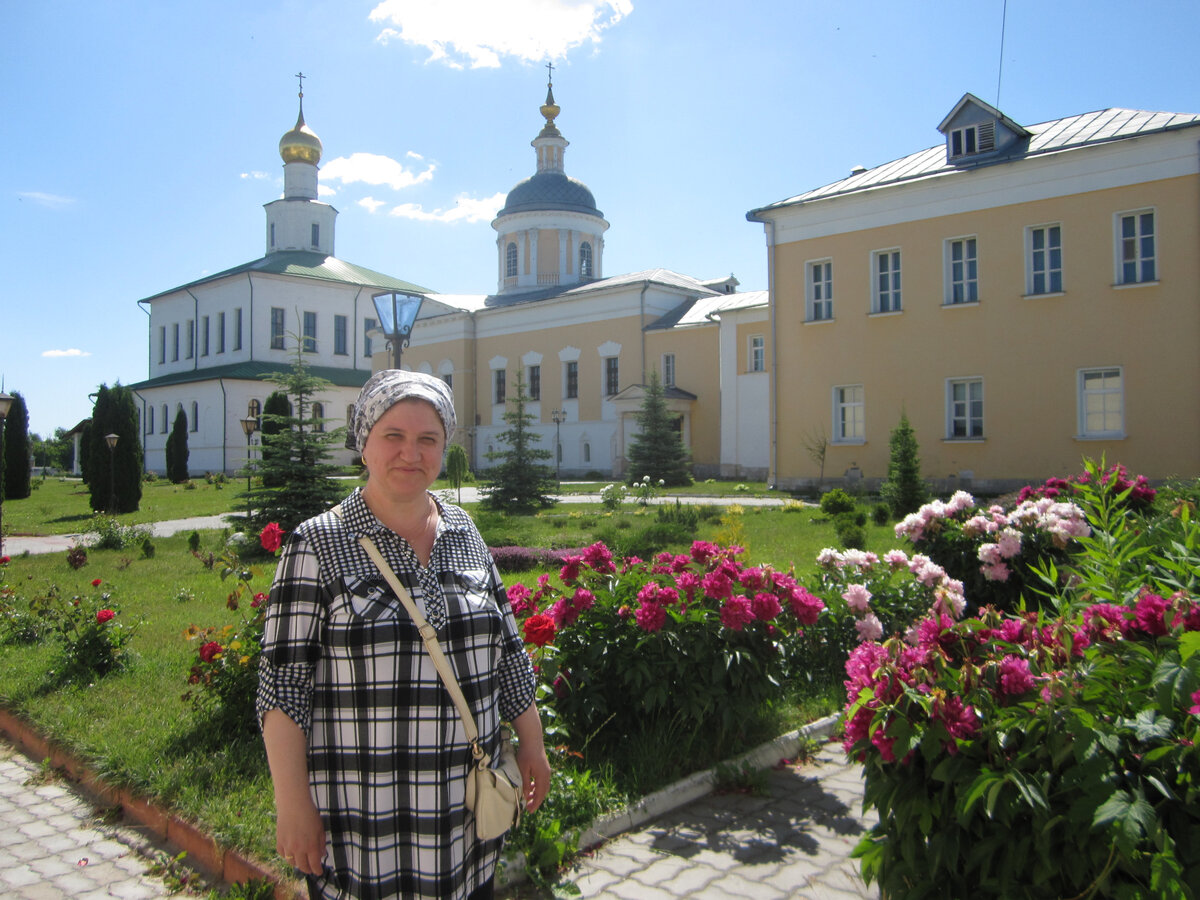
[497, 172, 603, 218]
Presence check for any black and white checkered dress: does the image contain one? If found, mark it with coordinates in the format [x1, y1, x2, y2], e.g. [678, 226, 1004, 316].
[257, 488, 536, 900]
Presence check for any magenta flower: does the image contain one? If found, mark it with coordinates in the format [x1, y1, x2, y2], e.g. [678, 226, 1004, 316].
[787, 586, 824, 626]
[559, 555, 583, 584]
[1189, 689, 1200, 716]
[634, 601, 667, 633]
[719, 595, 754, 631]
[689, 541, 720, 564]
[751, 592, 782, 622]
[998, 656, 1035, 696]
[582, 542, 615, 574]
[701, 570, 734, 601]
[1133, 591, 1170, 637]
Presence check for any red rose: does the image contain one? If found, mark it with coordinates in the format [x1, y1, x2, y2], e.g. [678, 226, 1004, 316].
[523, 614, 557, 648]
[199, 641, 223, 663]
[0, 556, 10, 565]
[96, 609, 115, 624]
[260, 522, 285, 553]
[91, 578, 102, 587]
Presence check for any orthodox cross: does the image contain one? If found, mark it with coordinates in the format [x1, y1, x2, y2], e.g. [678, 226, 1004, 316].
[296, 71, 306, 95]
[546, 61, 554, 84]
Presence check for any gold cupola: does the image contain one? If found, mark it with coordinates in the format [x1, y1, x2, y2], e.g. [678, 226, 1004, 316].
[279, 92, 323, 165]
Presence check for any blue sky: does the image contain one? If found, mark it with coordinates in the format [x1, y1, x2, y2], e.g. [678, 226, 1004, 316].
[4, 0, 1198, 438]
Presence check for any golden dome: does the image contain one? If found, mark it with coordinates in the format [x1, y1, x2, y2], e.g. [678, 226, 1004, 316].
[279, 96, 322, 165]
[540, 82, 560, 125]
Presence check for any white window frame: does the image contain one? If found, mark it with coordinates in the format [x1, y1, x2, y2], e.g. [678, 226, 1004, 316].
[1115, 209, 1156, 285]
[604, 356, 619, 396]
[1078, 367, 1125, 439]
[1026, 224, 1063, 296]
[333, 315, 348, 356]
[749, 335, 765, 373]
[505, 242, 518, 278]
[565, 360, 579, 399]
[579, 241, 593, 277]
[806, 259, 833, 321]
[662, 353, 675, 388]
[871, 249, 902, 314]
[946, 378, 984, 440]
[527, 364, 541, 400]
[302, 311, 317, 353]
[364, 317, 376, 358]
[944, 236, 979, 305]
[832, 384, 865, 444]
[270, 308, 285, 350]
[494, 368, 506, 406]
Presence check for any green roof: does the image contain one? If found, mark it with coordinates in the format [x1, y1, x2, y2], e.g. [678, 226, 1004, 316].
[140, 251, 433, 303]
[127, 361, 371, 391]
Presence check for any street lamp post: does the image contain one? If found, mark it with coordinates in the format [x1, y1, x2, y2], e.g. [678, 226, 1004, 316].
[104, 433, 119, 514]
[371, 291, 425, 370]
[551, 408, 566, 488]
[240, 416, 258, 522]
[0, 392, 13, 554]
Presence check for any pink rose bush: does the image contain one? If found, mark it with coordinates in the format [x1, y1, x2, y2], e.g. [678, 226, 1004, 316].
[848, 464, 1199, 896]
[509, 540, 825, 751]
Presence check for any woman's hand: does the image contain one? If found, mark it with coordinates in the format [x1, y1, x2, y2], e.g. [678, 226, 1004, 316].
[512, 703, 552, 813]
[262, 709, 326, 875]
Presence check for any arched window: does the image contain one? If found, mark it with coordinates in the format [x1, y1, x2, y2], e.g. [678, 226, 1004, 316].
[160, 404, 168, 433]
[579, 241, 593, 277]
[190, 401, 199, 432]
[147, 405, 154, 435]
[505, 242, 518, 277]
[312, 401, 325, 433]
[247, 399, 261, 418]
[583, 442, 591, 463]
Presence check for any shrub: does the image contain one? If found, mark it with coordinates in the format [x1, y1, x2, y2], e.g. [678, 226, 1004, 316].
[490, 546, 541, 573]
[598, 483, 627, 511]
[655, 500, 701, 533]
[88, 514, 152, 551]
[612, 522, 692, 560]
[834, 516, 866, 550]
[507, 540, 826, 755]
[141, 537, 155, 558]
[845, 467, 1200, 897]
[872, 503, 890, 526]
[30, 580, 139, 679]
[66, 546, 88, 570]
[820, 488, 857, 516]
[879, 411, 927, 517]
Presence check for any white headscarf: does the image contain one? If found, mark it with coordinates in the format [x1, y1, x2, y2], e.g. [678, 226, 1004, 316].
[346, 369, 456, 453]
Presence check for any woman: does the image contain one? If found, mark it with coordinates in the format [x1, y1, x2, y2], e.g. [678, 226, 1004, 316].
[257, 370, 551, 900]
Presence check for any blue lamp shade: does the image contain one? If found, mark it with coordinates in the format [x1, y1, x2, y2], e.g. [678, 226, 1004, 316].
[372, 291, 425, 340]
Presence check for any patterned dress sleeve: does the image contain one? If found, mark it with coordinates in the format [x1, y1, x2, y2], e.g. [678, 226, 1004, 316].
[490, 561, 537, 722]
[256, 532, 326, 740]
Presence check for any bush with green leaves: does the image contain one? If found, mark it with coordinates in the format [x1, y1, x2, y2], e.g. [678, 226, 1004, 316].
[844, 465, 1200, 897]
[87, 514, 152, 550]
[30, 579, 139, 679]
[819, 488, 856, 516]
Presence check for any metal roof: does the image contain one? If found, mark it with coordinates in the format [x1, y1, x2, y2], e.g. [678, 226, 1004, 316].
[139, 251, 433, 304]
[479, 268, 722, 309]
[749, 107, 1200, 217]
[648, 290, 770, 330]
[497, 171, 604, 219]
[127, 360, 371, 392]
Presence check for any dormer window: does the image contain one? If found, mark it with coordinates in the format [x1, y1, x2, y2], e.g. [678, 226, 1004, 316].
[949, 121, 996, 158]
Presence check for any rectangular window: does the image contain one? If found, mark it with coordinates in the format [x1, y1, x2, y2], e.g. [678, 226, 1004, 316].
[442, 373, 453, 390]
[311, 223, 320, 247]
[159, 326, 166, 364]
[604, 357, 619, 396]
[146, 406, 154, 435]
[334, 315, 348, 355]
[302, 312, 317, 353]
[270, 307, 285, 350]
[750, 335, 765, 373]
[872, 249, 902, 313]
[201, 316, 210, 356]
[1079, 367, 1124, 437]
[364, 317, 377, 357]
[186, 320, 194, 359]
[1027, 224, 1063, 295]
[833, 385, 864, 443]
[565, 361, 579, 399]
[217, 311, 226, 353]
[662, 353, 675, 387]
[172, 323, 180, 361]
[947, 378, 984, 439]
[1117, 210, 1155, 284]
[946, 237, 979, 304]
[494, 369, 506, 405]
[528, 364, 541, 400]
[234, 308, 243, 351]
[807, 260, 833, 321]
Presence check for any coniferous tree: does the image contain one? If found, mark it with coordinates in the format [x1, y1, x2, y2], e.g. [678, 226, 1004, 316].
[259, 391, 291, 487]
[2, 391, 32, 501]
[445, 443, 470, 505]
[482, 371, 557, 514]
[242, 343, 344, 533]
[86, 383, 143, 513]
[165, 406, 190, 483]
[880, 411, 927, 517]
[625, 371, 693, 486]
[79, 422, 93, 486]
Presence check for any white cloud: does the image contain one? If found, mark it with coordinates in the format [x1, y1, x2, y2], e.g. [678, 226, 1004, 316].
[358, 197, 387, 214]
[368, 0, 633, 68]
[240, 171, 272, 180]
[19, 191, 75, 209]
[42, 348, 91, 358]
[321, 152, 437, 190]
[388, 192, 505, 224]
[318, 184, 337, 197]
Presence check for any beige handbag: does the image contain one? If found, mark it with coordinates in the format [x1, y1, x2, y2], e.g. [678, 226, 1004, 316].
[355, 532, 524, 840]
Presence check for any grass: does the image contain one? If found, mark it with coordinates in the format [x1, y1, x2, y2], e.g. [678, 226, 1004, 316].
[0, 490, 881, 891]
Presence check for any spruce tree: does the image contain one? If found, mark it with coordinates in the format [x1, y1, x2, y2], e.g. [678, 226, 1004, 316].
[880, 411, 927, 517]
[481, 370, 557, 514]
[625, 371, 692, 486]
[259, 391, 291, 487]
[86, 383, 143, 513]
[165, 406, 190, 483]
[242, 343, 344, 533]
[2, 391, 32, 501]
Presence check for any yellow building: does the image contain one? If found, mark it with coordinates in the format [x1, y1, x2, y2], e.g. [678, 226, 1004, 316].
[391, 82, 768, 479]
[748, 93, 1200, 493]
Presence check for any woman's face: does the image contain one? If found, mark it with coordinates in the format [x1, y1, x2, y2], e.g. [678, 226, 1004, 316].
[361, 399, 446, 501]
